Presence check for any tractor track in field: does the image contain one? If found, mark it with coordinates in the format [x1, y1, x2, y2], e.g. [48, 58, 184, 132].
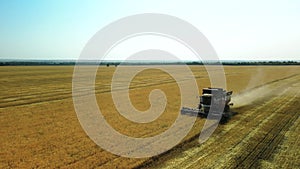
[236, 102, 299, 169]
[0, 72, 297, 109]
[138, 75, 300, 169]
[201, 89, 299, 169]
[0, 75, 206, 109]
[232, 87, 300, 168]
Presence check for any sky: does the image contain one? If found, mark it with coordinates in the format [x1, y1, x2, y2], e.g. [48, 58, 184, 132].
[0, 0, 300, 61]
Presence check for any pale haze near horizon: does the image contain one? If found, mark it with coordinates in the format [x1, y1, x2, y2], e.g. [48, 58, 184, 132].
[0, 0, 299, 61]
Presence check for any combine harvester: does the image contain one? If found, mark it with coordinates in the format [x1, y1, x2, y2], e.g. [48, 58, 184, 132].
[181, 87, 235, 123]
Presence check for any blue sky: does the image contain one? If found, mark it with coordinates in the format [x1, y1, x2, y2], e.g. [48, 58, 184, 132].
[0, 0, 299, 60]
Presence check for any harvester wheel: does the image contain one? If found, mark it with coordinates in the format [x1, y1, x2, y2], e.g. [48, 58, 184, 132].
[220, 116, 229, 124]
[224, 105, 230, 112]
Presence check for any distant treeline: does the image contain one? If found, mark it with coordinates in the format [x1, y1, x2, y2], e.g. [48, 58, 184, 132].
[221, 61, 300, 65]
[186, 61, 300, 65]
[0, 60, 299, 66]
[0, 61, 75, 66]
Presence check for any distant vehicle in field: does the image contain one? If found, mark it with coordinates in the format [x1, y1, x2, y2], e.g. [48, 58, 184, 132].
[181, 88, 235, 123]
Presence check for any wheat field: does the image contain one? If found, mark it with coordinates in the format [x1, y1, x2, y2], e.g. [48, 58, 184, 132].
[0, 65, 299, 168]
